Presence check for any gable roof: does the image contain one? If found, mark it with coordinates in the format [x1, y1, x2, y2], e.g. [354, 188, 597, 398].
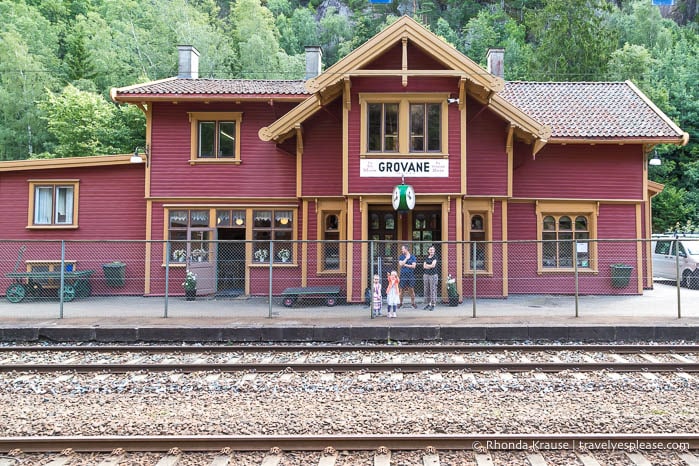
[304, 15, 503, 95]
[260, 16, 553, 146]
[499, 81, 688, 144]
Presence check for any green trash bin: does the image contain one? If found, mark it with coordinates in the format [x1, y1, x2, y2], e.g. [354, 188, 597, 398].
[610, 264, 633, 288]
[102, 261, 126, 288]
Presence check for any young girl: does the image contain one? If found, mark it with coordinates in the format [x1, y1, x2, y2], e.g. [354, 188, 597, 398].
[372, 274, 383, 317]
[386, 270, 400, 318]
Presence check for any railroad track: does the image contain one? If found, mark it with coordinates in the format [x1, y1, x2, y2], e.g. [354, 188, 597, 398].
[0, 344, 697, 374]
[1, 434, 699, 465]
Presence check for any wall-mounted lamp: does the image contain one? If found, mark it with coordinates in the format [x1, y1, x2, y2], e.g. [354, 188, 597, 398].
[447, 98, 460, 104]
[130, 146, 149, 167]
[649, 151, 661, 166]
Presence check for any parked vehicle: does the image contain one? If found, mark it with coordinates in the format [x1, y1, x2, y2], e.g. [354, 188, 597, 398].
[651, 234, 699, 288]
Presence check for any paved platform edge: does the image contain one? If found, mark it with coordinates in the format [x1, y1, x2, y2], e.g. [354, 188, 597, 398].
[0, 325, 697, 343]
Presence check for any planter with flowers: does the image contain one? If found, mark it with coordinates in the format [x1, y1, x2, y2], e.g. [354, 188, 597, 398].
[277, 248, 291, 263]
[182, 270, 197, 300]
[191, 248, 208, 262]
[254, 249, 268, 263]
[172, 249, 187, 262]
[446, 274, 459, 306]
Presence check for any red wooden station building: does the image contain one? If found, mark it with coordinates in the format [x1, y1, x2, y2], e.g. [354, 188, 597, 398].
[0, 16, 688, 302]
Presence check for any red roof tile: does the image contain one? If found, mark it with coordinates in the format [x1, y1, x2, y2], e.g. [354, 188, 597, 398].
[115, 78, 309, 97]
[116, 78, 683, 141]
[499, 82, 683, 139]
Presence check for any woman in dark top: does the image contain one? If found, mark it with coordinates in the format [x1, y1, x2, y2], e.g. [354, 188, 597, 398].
[422, 245, 438, 310]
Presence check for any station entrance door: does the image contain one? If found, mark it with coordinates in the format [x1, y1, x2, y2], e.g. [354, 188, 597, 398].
[368, 206, 441, 295]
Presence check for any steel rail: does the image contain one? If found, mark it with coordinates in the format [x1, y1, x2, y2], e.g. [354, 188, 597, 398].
[1, 362, 698, 373]
[0, 344, 697, 353]
[1, 433, 697, 452]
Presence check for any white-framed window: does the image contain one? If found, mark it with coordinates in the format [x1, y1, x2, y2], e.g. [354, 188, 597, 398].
[28, 181, 78, 228]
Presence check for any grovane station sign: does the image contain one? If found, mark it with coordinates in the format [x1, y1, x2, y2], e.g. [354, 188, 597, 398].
[360, 158, 449, 177]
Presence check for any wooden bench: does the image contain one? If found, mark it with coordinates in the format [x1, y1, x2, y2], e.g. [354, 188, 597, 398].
[280, 286, 342, 307]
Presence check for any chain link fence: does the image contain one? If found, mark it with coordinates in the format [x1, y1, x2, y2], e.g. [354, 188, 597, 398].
[0, 239, 694, 319]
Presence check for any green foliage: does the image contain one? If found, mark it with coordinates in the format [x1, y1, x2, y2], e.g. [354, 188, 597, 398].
[525, 0, 618, 80]
[652, 185, 694, 233]
[38, 84, 142, 158]
[607, 43, 655, 83]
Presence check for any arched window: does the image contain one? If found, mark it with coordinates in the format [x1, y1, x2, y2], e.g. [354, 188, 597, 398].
[542, 214, 590, 268]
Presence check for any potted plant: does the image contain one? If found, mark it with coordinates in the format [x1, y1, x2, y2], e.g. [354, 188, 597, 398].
[277, 248, 291, 263]
[254, 249, 268, 262]
[191, 248, 208, 262]
[446, 274, 459, 306]
[182, 270, 197, 300]
[173, 249, 187, 262]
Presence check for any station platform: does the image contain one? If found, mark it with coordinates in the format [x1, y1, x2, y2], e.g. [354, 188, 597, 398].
[0, 282, 698, 343]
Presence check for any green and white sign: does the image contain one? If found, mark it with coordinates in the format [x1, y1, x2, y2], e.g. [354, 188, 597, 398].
[392, 184, 415, 211]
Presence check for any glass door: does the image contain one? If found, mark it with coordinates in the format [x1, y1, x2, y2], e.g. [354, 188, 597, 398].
[368, 208, 398, 284]
[412, 209, 441, 296]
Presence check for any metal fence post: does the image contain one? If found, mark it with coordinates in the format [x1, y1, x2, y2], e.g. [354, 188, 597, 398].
[164, 241, 170, 318]
[472, 241, 477, 318]
[676, 241, 682, 319]
[268, 240, 274, 318]
[574, 240, 579, 318]
[370, 241, 375, 319]
[59, 240, 65, 319]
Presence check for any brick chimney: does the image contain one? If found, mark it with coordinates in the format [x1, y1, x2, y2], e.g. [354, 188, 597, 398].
[305, 46, 323, 80]
[486, 48, 504, 79]
[177, 45, 200, 79]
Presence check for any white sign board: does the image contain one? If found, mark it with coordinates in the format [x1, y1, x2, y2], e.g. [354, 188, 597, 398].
[360, 158, 449, 177]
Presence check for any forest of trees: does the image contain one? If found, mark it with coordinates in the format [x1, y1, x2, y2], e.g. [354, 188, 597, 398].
[0, 0, 697, 232]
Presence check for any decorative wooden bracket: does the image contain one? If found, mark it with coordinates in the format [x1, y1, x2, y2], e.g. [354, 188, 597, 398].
[343, 77, 351, 111]
[401, 37, 408, 88]
[295, 125, 303, 155]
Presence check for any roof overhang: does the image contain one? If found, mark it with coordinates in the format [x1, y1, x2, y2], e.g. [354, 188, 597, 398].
[0, 155, 136, 173]
[648, 180, 665, 198]
[110, 77, 309, 104]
